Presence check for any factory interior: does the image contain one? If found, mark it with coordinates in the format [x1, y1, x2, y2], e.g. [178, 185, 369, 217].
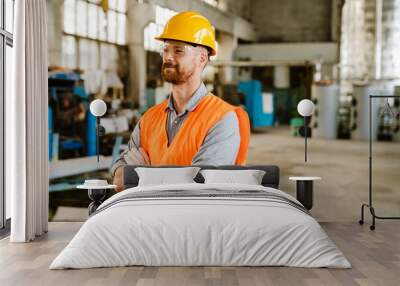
[39, 0, 400, 222]
[1, 0, 400, 285]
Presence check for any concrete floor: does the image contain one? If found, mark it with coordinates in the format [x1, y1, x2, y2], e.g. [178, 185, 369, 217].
[53, 126, 400, 222]
[248, 126, 400, 222]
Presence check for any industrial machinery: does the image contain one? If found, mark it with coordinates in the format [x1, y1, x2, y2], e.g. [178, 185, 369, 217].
[237, 80, 275, 129]
[48, 71, 90, 160]
[376, 97, 400, 141]
[337, 94, 357, 139]
[353, 81, 400, 141]
[48, 71, 134, 219]
[219, 84, 245, 107]
[393, 87, 400, 142]
[310, 83, 340, 139]
[48, 71, 136, 160]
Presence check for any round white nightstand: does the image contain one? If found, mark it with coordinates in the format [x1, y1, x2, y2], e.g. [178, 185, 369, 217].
[289, 177, 321, 210]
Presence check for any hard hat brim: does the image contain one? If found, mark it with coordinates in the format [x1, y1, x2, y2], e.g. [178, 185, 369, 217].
[155, 36, 217, 56]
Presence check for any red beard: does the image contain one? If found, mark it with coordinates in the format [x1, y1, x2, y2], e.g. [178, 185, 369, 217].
[161, 63, 194, 85]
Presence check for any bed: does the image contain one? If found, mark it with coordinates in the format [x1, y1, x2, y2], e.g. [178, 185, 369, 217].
[50, 165, 350, 269]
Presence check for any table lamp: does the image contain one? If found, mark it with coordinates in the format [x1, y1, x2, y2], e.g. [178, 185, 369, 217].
[297, 99, 315, 162]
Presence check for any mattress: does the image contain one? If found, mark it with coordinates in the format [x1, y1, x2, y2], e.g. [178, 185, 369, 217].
[50, 183, 351, 269]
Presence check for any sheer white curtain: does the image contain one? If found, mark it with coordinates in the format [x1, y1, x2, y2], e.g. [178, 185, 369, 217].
[7, 0, 48, 242]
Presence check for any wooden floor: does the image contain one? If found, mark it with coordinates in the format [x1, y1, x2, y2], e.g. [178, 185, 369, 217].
[0, 222, 399, 286]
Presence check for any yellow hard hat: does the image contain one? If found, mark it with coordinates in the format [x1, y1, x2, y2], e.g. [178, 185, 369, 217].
[155, 11, 217, 56]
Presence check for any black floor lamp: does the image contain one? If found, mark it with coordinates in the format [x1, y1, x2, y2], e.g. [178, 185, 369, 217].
[297, 99, 315, 162]
[89, 99, 107, 162]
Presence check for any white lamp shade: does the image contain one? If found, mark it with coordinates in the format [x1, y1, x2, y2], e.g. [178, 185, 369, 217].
[297, 99, 315, 117]
[90, 99, 107, 117]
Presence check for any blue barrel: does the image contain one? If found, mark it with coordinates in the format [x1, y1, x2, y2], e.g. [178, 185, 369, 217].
[237, 80, 274, 128]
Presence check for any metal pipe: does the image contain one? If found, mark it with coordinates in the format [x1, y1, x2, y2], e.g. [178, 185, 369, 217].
[210, 60, 318, 67]
[369, 95, 372, 207]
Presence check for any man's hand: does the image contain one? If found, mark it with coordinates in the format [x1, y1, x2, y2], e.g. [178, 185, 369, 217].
[113, 148, 150, 192]
[113, 166, 125, 192]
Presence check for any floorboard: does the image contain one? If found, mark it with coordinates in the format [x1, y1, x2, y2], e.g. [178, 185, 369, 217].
[1, 222, 399, 286]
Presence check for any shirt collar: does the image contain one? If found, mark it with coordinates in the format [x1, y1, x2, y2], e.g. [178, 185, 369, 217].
[166, 82, 208, 113]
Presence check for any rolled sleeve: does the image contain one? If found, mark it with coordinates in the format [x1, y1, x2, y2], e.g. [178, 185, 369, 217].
[110, 121, 142, 177]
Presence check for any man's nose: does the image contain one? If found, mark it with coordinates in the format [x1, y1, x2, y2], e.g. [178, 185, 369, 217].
[163, 50, 176, 62]
[163, 57, 175, 66]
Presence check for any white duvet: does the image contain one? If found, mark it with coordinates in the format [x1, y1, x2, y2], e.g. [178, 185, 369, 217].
[50, 183, 351, 269]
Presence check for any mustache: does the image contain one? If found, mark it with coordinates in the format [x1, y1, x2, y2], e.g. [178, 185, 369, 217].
[162, 62, 178, 69]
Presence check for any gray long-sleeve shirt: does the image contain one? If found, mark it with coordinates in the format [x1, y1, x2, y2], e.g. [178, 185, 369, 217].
[110, 82, 240, 176]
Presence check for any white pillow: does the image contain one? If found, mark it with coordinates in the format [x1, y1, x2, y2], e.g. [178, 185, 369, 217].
[200, 169, 266, 185]
[135, 167, 201, 186]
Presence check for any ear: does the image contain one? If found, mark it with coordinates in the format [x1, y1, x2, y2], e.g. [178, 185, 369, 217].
[198, 49, 208, 69]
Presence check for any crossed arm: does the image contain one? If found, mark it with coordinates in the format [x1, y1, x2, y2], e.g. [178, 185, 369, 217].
[111, 111, 240, 192]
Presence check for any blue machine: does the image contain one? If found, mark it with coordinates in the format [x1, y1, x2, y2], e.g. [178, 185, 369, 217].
[48, 71, 94, 159]
[237, 80, 275, 128]
[86, 111, 97, 156]
[74, 84, 98, 156]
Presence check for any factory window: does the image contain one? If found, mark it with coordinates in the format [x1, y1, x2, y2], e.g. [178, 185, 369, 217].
[63, 0, 76, 34]
[76, 0, 88, 37]
[341, 0, 400, 82]
[144, 6, 177, 52]
[79, 38, 100, 70]
[202, 0, 219, 7]
[64, 0, 126, 43]
[62, 35, 77, 68]
[381, 0, 400, 79]
[144, 22, 162, 52]
[1, 0, 14, 233]
[62, 0, 127, 70]
[100, 43, 119, 70]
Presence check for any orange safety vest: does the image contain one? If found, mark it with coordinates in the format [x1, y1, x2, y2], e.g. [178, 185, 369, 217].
[140, 93, 250, 165]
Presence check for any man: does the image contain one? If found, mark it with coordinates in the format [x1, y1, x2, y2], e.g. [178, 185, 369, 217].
[111, 11, 250, 192]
